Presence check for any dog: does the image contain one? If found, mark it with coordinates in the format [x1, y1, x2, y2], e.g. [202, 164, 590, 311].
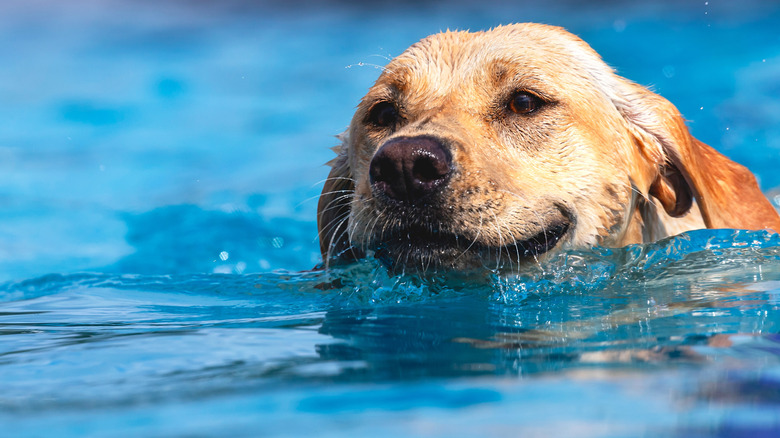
[318, 23, 780, 273]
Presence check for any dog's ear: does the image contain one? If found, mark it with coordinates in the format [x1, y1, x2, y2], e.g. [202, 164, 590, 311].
[616, 80, 780, 231]
[317, 132, 361, 267]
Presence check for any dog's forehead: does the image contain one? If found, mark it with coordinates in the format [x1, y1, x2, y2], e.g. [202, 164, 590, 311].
[376, 23, 609, 97]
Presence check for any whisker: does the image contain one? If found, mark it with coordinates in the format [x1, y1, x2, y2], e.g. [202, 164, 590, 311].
[359, 208, 385, 254]
[623, 180, 651, 204]
[310, 175, 356, 188]
[495, 189, 549, 272]
[455, 212, 483, 263]
[317, 193, 355, 217]
[299, 189, 354, 207]
[498, 214, 524, 275]
[395, 240, 407, 273]
[316, 213, 353, 250]
[501, 217, 522, 274]
[324, 215, 350, 267]
[488, 210, 506, 272]
[317, 195, 351, 252]
[317, 210, 349, 257]
[368, 52, 394, 62]
[345, 62, 387, 71]
[317, 209, 351, 247]
[527, 207, 548, 272]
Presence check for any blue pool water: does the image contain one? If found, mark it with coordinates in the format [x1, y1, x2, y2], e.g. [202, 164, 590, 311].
[2, 1, 780, 436]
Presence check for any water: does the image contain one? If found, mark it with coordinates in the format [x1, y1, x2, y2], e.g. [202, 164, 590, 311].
[2, 1, 780, 436]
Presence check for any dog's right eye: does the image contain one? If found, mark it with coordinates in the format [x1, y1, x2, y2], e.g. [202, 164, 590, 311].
[367, 101, 399, 128]
[508, 91, 544, 115]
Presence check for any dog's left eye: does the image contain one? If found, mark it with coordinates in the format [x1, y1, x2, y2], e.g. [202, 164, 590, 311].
[509, 91, 544, 115]
[367, 101, 399, 128]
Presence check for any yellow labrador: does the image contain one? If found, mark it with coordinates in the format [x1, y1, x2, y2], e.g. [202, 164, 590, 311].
[318, 23, 780, 272]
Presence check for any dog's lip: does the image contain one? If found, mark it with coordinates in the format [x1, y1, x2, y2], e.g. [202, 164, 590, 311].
[499, 221, 570, 258]
[372, 220, 571, 270]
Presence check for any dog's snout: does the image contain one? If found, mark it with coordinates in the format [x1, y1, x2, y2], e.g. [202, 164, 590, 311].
[369, 136, 452, 203]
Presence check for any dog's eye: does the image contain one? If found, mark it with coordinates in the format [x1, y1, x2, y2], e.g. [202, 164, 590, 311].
[367, 101, 399, 127]
[509, 92, 543, 115]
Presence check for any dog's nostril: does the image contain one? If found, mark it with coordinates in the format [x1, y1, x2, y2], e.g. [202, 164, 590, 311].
[371, 155, 400, 185]
[412, 149, 450, 184]
[369, 136, 452, 203]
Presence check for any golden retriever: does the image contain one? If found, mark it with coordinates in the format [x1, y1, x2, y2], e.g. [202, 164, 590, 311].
[318, 23, 780, 272]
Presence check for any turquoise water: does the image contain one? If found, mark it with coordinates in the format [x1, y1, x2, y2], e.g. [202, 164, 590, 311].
[2, 1, 780, 436]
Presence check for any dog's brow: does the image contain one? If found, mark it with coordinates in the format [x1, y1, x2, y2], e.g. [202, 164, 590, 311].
[483, 59, 555, 93]
[377, 66, 412, 94]
[365, 82, 403, 106]
[488, 59, 514, 86]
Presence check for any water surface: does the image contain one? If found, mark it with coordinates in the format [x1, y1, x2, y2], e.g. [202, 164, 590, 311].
[2, 1, 780, 436]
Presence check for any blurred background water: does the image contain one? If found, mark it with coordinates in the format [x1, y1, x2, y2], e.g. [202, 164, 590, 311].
[1, 0, 780, 436]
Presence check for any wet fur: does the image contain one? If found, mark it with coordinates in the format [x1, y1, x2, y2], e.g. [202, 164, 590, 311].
[318, 23, 780, 272]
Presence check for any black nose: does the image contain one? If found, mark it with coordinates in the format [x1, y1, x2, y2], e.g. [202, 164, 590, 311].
[369, 136, 452, 203]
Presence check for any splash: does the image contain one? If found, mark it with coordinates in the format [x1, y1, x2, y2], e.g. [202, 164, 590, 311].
[323, 229, 780, 305]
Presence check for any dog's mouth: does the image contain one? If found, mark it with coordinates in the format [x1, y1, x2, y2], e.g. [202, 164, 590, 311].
[371, 221, 570, 273]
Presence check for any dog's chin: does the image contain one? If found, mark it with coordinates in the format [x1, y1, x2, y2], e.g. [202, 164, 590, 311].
[370, 222, 570, 274]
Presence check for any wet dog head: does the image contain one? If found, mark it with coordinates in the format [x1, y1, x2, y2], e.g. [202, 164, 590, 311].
[318, 23, 780, 273]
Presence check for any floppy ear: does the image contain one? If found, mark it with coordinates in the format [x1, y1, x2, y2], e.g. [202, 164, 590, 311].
[616, 81, 780, 232]
[317, 132, 361, 267]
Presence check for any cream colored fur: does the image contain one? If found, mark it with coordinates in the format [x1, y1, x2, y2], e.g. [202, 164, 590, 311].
[318, 23, 780, 271]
